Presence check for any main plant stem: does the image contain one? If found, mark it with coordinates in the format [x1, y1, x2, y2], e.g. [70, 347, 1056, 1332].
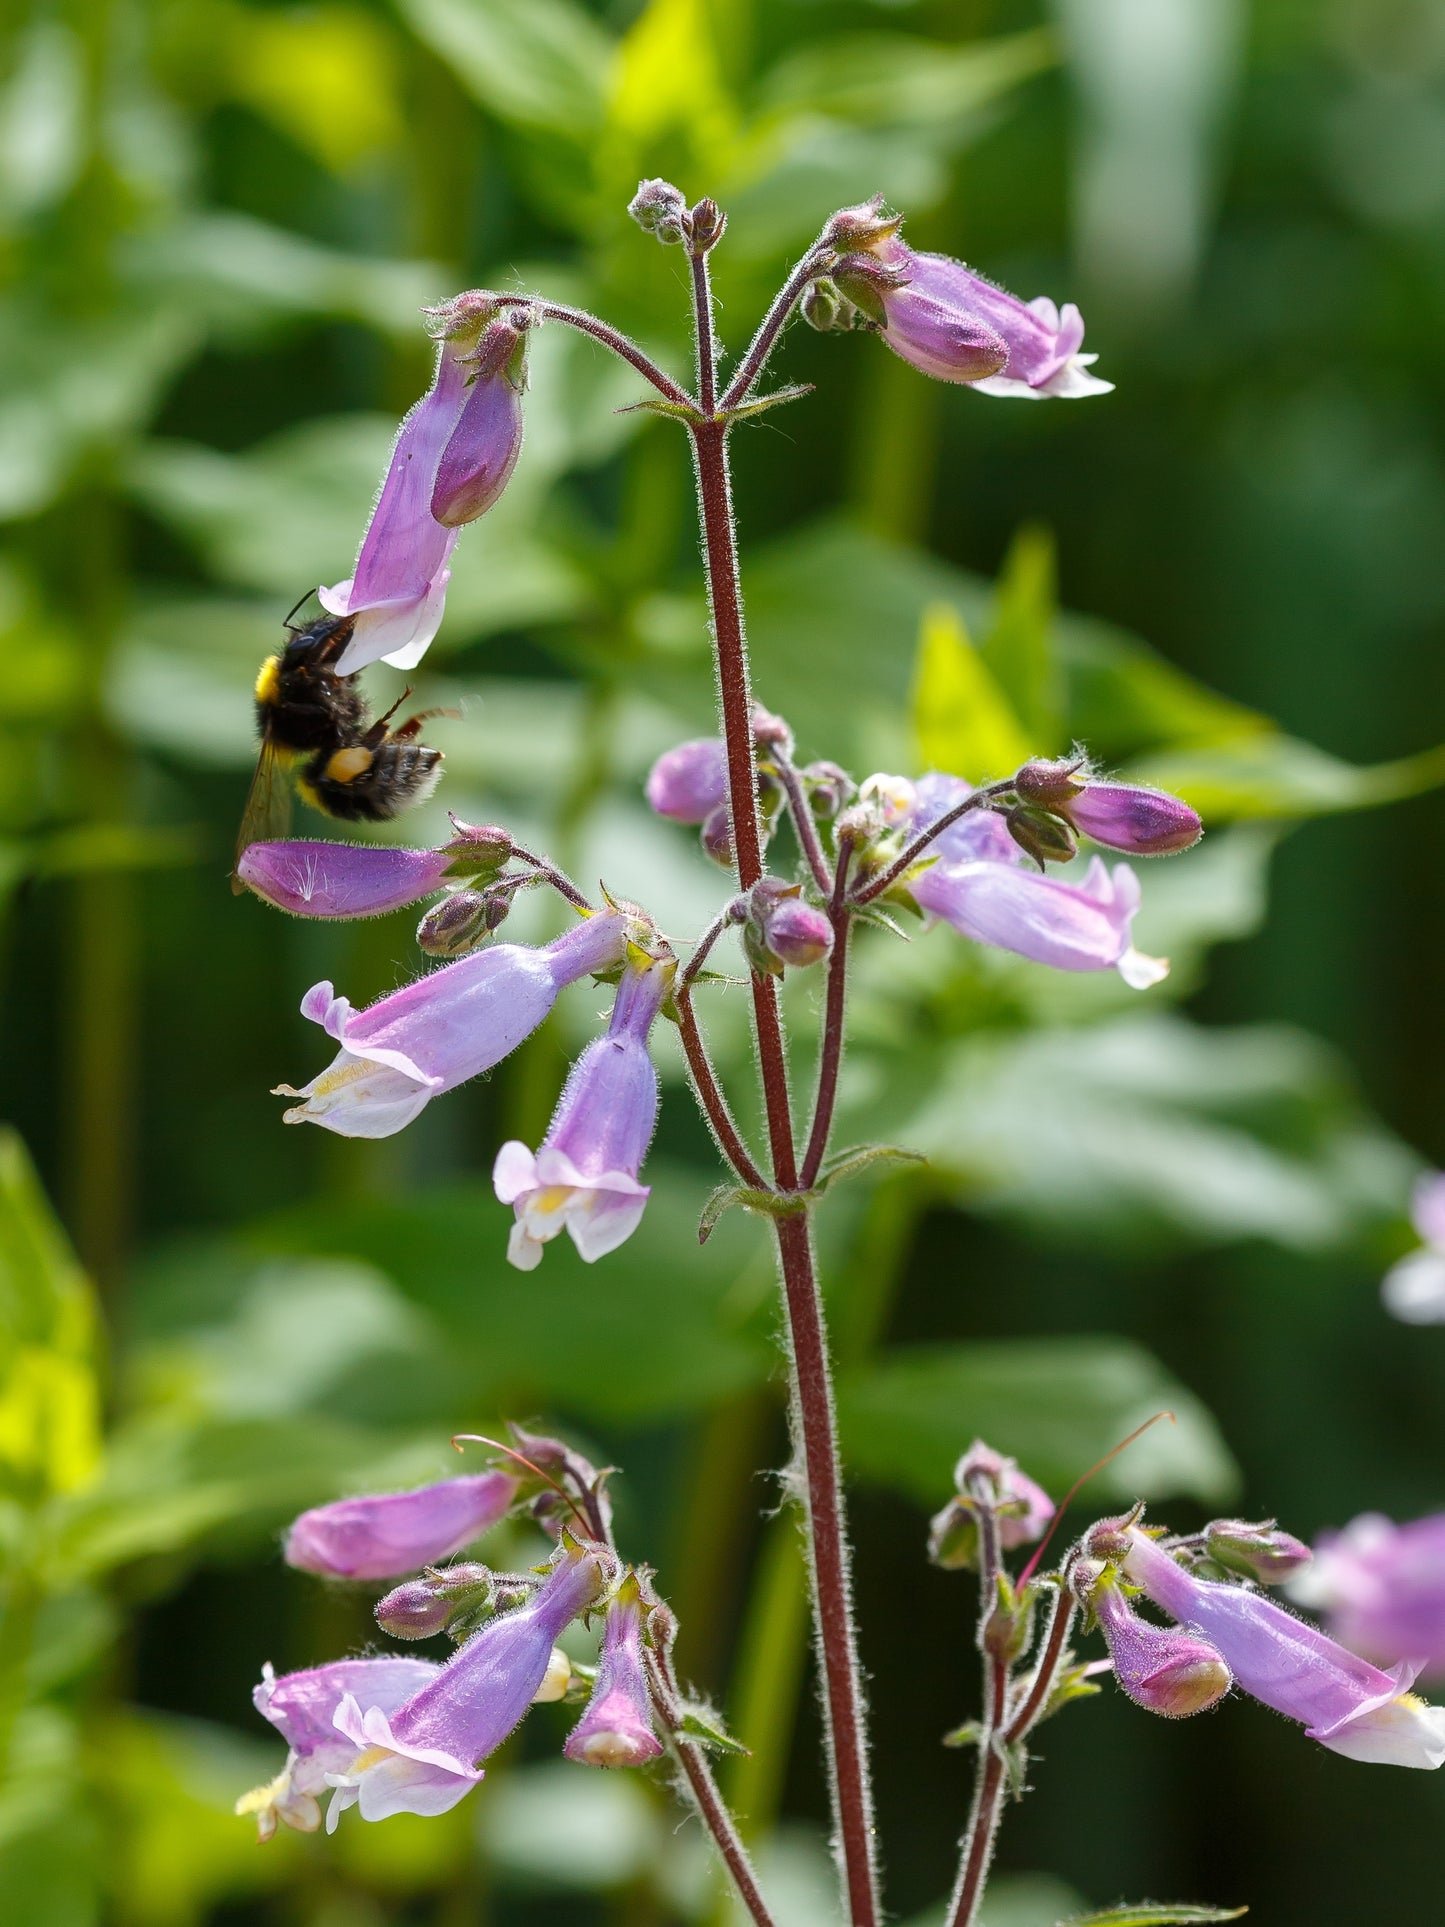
[688, 307, 879, 1923]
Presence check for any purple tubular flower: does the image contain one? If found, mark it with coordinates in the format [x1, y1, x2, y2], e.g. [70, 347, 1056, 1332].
[1064, 784, 1203, 857]
[236, 841, 456, 919]
[284, 1471, 518, 1581]
[1079, 1565, 1232, 1719]
[493, 949, 671, 1270]
[872, 241, 1112, 401]
[1122, 1525, 1445, 1767]
[237, 1656, 440, 1840]
[645, 738, 728, 824]
[1293, 1512, 1445, 1680]
[430, 316, 528, 527]
[913, 853, 1166, 988]
[564, 1579, 664, 1768]
[321, 294, 527, 676]
[326, 1537, 608, 1826]
[275, 911, 628, 1139]
[1382, 1172, 1445, 1323]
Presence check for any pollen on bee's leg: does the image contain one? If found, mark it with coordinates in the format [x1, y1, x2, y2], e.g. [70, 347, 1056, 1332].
[323, 747, 375, 785]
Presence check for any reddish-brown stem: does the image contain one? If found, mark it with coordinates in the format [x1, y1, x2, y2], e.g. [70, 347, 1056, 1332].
[799, 839, 853, 1190]
[691, 249, 719, 417]
[674, 988, 768, 1192]
[773, 755, 832, 895]
[850, 782, 1013, 907]
[506, 840, 593, 912]
[721, 242, 833, 411]
[1004, 1581, 1077, 1743]
[688, 276, 880, 1926]
[512, 297, 691, 407]
[947, 1496, 1009, 1927]
[646, 1647, 776, 1927]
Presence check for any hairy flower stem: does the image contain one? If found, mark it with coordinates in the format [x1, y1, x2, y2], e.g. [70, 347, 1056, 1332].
[687, 261, 880, 1927]
[800, 839, 853, 1190]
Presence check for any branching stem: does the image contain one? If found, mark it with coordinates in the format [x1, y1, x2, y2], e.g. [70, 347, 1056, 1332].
[850, 782, 1014, 907]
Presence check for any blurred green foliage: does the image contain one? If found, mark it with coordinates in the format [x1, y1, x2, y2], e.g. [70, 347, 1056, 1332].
[2, 0, 1445, 1923]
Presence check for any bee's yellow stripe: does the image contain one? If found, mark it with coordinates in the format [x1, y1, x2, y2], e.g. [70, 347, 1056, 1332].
[254, 655, 282, 704]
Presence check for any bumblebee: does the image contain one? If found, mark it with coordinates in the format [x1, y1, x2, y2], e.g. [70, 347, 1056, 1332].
[232, 609, 445, 890]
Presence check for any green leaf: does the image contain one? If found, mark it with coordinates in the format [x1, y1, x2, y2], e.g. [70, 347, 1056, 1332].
[818, 1144, 927, 1194]
[981, 525, 1061, 750]
[678, 1707, 751, 1755]
[1061, 1907, 1246, 1926]
[869, 1014, 1412, 1251]
[1129, 735, 1445, 822]
[756, 28, 1056, 129]
[397, 0, 613, 137]
[839, 1336, 1238, 1505]
[248, 1169, 775, 1424]
[912, 602, 1034, 780]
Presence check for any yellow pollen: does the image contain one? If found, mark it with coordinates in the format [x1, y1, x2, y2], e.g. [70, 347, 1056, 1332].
[324, 746, 374, 784]
[533, 1185, 575, 1215]
[349, 1744, 394, 1772]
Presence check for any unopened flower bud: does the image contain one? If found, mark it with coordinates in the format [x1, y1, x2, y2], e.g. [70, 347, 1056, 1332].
[1076, 1560, 1232, 1719]
[1062, 783, 1203, 857]
[749, 703, 794, 755]
[532, 1647, 572, 1703]
[701, 804, 734, 868]
[1013, 758, 1087, 806]
[929, 1441, 1053, 1570]
[1006, 804, 1077, 869]
[237, 841, 454, 920]
[441, 821, 513, 880]
[742, 879, 834, 976]
[687, 197, 727, 252]
[819, 195, 901, 253]
[376, 1577, 467, 1640]
[417, 888, 509, 958]
[628, 178, 688, 243]
[645, 738, 727, 825]
[1204, 1520, 1313, 1587]
[803, 761, 854, 818]
[430, 314, 529, 528]
[801, 277, 853, 333]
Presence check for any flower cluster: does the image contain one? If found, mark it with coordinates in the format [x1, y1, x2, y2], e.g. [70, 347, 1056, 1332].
[239, 1440, 668, 1838]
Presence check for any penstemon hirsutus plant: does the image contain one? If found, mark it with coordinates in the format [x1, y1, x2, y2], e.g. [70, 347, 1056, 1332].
[232, 186, 1445, 1927]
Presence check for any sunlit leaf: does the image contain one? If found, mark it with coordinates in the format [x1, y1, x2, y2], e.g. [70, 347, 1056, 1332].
[839, 1336, 1237, 1505]
[223, 3, 404, 174]
[981, 524, 1062, 750]
[0, 21, 84, 220]
[398, 0, 613, 136]
[757, 28, 1056, 130]
[1129, 735, 1445, 821]
[1060, 1907, 1246, 1926]
[912, 601, 1034, 780]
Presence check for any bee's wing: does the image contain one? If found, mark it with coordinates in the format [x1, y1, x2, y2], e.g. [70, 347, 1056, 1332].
[231, 739, 294, 893]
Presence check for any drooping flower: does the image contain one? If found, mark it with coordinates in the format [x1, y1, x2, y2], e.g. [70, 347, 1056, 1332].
[284, 1471, 518, 1581]
[1115, 1521, 1445, 1767]
[1291, 1511, 1445, 1680]
[237, 1655, 440, 1840]
[1013, 760, 1203, 856]
[928, 1439, 1053, 1570]
[645, 738, 728, 824]
[1381, 1172, 1445, 1323]
[321, 295, 530, 677]
[564, 1576, 664, 1768]
[276, 911, 628, 1139]
[493, 946, 672, 1270]
[326, 1536, 608, 1826]
[1074, 1560, 1232, 1719]
[237, 841, 458, 919]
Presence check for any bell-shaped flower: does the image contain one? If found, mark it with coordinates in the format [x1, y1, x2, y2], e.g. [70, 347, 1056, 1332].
[1291, 1511, 1445, 1680]
[645, 738, 728, 824]
[276, 911, 629, 1140]
[1118, 1522, 1445, 1767]
[913, 851, 1166, 988]
[321, 294, 529, 676]
[1382, 1172, 1445, 1324]
[1074, 1560, 1232, 1719]
[326, 1535, 608, 1826]
[494, 946, 671, 1270]
[928, 1439, 1053, 1570]
[284, 1471, 518, 1581]
[237, 1655, 440, 1840]
[564, 1575, 664, 1768]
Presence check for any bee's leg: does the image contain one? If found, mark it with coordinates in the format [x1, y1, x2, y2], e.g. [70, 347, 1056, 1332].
[361, 687, 414, 747]
[390, 705, 462, 742]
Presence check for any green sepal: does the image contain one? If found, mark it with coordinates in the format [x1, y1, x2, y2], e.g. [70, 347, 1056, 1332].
[697, 1183, 806, 1245]
[999, 1736, 1030, 1799]
[721, 384, 815, 424]
[1059, 1907, 1246, 1925]
[615, 397, 706, 425]
[677, 1707, 750, 1756]
[816, 1144, 926, 1195]
[941, 1720, 983, 1750]
[1036, 1658, 1103, 1725]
